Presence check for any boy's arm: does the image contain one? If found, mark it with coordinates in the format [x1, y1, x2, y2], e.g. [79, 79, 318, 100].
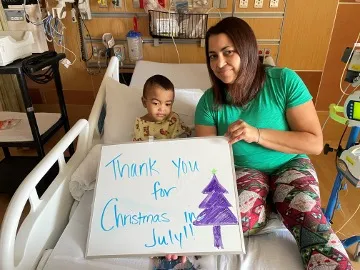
[182, 122, 193, 137]
[132, 119, 143, 141]
[169, 113, 192, 139]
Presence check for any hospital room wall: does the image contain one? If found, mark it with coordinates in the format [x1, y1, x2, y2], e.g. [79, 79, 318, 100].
[315, 1, 360, 111]
[28, 0, 339, 121]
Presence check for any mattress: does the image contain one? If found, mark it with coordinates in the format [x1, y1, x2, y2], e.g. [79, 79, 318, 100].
[129, 60, 211, 90]
[43, 190, 304, 270]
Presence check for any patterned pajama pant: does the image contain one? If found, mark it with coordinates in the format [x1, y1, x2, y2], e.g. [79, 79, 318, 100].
[236, 158, 353, 270]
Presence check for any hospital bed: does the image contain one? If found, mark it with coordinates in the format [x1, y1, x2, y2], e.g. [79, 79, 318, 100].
[0, 57, 304, 270]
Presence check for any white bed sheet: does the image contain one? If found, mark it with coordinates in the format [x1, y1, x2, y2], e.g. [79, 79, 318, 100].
[129, 60, 211, 90]
[43, 190, 304, 270]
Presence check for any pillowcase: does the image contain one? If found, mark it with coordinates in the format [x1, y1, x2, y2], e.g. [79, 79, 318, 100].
[171, 88, 204, 130]
[103, 77, 204, 144]
[103, 77, 147, 144]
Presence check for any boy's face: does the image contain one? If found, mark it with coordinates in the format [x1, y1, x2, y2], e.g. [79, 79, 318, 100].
[142, 86, 174, 122]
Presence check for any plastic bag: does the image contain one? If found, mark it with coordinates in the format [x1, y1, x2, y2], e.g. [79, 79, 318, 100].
[152, 15, 180, 37]
[0, 119, 21, 130]
[144, 0, 167, 13]
[179, 13, 207, 38]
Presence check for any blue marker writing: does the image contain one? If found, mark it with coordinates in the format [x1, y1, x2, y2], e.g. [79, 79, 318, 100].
[184, 211, 196, 223]
[105, 154, 160, 180]
[171, 158, 199, 178]
[144, 224, 194, 249]
[100, 198, 118, 231]
[151, 181, 176, 200]
[100, 198, 170, 231]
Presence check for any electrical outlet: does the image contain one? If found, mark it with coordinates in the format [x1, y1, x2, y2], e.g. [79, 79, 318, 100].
[133, 0, 140, 8]
[112, 0, 122, 7]
[98, 0, 108, 8]
[258, 48, 264, 63]
[254, 0, 263, 8]
[269, 0, 279, 8]
[239, 0, 248, 8]
[93, 46, 99, 57]
[99, 49, 107, 58]
[213, 0, 220, 8]
[220, 0, 227, 8]
[264, 48, 271, 56]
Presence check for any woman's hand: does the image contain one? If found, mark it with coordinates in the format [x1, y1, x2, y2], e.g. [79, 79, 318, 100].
[225, 120, 260, 145]
[165, 254, 187, 264]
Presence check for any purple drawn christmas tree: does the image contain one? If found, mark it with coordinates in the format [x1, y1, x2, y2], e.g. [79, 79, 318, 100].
[193, 169, 238, 249]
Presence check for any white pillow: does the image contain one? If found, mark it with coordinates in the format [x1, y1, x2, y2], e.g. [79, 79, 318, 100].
[172, 88, 204, 130]
[103, 77, 204, 144]
[103, 77, 146, 144]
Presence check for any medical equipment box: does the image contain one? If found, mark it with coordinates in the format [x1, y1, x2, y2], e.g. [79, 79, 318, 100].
[0, 30, 34, 66]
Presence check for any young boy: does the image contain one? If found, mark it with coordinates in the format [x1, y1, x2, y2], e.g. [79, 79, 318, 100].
[133, 74, 192, 141]
[132, 75, 198, 269]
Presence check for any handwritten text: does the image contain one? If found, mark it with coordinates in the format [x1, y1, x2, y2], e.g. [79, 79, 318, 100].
[171, 158, 200, 178]
[151, 181, 176, 200]
[144, 224, 194, 249]
[100, 198, 170, 231]
[105, 154, 159, 180]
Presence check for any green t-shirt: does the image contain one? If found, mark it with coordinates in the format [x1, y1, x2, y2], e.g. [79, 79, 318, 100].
[195, 67, 312, 174]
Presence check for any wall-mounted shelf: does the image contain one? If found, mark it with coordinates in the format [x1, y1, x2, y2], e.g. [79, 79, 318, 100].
[91, 11, 285, 19]
[84, 37, 280, 45]
[87, 62, 135, 69]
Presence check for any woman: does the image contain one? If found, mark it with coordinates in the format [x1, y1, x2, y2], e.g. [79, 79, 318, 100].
[186, 17, 352, 269]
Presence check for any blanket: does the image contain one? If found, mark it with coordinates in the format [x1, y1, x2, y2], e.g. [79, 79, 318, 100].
[69, 144, 102, 201]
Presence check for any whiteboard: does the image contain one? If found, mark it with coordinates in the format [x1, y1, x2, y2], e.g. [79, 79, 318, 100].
[86, 137, 245, 258]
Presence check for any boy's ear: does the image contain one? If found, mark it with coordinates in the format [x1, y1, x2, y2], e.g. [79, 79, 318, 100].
[141, 96, 147, 108]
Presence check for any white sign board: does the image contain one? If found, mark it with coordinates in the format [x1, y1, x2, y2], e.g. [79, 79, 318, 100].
[86, 137, 244, 258]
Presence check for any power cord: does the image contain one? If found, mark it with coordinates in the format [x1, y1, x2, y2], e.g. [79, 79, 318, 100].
[121, 72, 128, 85]
[326, 123, 348, 223]
[74, 0, 93, 62]
[336, 202, 360, 234]
[80, 17, 93, 62]
[205, 7, 222, 19]
[22, 52, 56, 84]
[168, 0, 180, 63]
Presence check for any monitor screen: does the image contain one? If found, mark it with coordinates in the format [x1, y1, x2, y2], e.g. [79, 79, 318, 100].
[353, 101, 360, 121]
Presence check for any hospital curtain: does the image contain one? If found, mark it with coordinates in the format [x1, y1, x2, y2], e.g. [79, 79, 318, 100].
[0, 2, 25, 112]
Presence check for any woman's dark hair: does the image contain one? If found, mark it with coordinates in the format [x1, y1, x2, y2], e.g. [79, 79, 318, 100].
[205, 17, 266, 106]
[143, 74, 174, 97]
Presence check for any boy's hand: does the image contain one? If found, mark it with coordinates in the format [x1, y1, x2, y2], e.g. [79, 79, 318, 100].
[165, 254, 187, 263]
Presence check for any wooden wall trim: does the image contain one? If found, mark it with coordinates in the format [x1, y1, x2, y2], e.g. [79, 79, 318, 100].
[316, 3, 360, 111]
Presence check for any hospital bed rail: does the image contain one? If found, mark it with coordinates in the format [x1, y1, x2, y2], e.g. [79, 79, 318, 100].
[0, 119, 89, 270]
[87, 56, 119, 149]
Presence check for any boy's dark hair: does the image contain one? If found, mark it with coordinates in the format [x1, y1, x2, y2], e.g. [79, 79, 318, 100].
[205, 17, 266, 106]
[143, 75, 175, 97]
